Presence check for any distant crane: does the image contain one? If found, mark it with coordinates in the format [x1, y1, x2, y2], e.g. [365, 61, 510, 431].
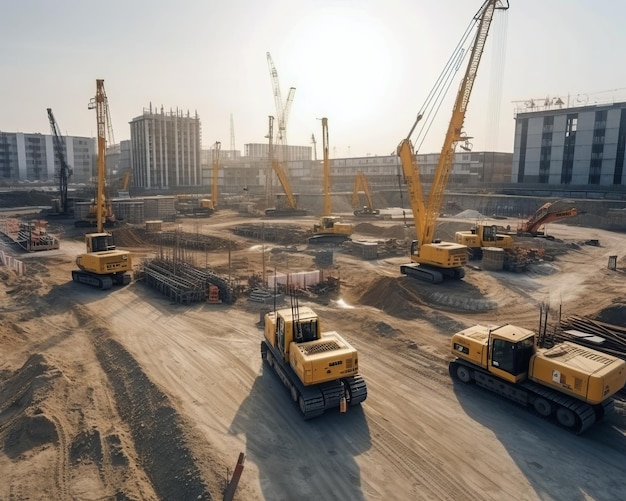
[266, 52, 295, 161]
[230, 114, 236, 155]
[47, 108, 73, 214]
[311, 133, 317, 161]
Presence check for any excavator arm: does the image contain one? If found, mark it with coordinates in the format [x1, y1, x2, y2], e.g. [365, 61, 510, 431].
[272, 160, 298, 210]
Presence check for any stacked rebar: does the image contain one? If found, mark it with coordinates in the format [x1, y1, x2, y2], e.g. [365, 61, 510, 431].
[142, 258, 235, 304]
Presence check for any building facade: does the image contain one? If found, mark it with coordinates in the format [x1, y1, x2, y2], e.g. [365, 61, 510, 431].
[512, 101, 626, 186]
[0, 132, 95, 184]
[129, 107, 202, 189]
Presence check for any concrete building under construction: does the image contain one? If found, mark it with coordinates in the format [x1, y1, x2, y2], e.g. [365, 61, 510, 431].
[129, 106, 202, 190]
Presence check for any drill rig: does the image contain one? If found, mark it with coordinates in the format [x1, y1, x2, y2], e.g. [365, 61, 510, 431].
[72, 80, 132, 290]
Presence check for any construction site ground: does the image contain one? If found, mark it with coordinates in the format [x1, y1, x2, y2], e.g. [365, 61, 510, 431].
[1, 209, 626, 501]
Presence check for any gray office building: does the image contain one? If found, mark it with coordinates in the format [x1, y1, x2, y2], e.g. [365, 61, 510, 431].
[513, 101, 626, 186]
[0, 131, 95, 184]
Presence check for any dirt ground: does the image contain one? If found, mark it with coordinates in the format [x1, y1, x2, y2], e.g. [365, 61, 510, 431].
[1, 209, 626, 501]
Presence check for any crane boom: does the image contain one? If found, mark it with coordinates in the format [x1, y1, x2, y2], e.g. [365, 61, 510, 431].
[88, 79, 108, 233]
[322, 117, 331, 217]
[425, 0, 503, 243]
[397, 0, 508, 283]
[47, 108, 72, 214]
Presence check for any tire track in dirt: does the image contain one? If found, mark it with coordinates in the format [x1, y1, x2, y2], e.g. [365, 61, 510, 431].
[366, 416, 471, 500]
[91, 333, 213, 500]
[50, 414, 71, 500]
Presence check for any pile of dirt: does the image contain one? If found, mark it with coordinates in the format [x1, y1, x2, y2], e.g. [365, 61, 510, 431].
[455, 209, 484, 219]
[0, 354, 62, 458]
[353, 223, 410, 240]
[93, 335, 217, 500]
[357, 276, 426, 320]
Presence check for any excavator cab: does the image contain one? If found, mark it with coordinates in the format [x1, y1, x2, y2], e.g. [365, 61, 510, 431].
[86, 233, 117, 253]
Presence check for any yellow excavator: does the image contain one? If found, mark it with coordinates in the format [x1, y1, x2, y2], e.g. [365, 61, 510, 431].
[72, 79, 132, 290]
[518, 201, 580, 237]
[397, 0, 509, 283]
[309, 117, 352, 244]
[261, 297, 367, 419]
[352, 171, 380, 217]
[455, 223, 514, 259]
[449, 322, 626, 434]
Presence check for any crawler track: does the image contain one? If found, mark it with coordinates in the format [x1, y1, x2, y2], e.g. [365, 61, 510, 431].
[450, 360, 613, 434]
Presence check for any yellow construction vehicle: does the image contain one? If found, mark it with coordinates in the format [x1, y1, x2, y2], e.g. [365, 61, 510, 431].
[455, 223, 514, 259]
[449, 323, 626, 434]
[397, 0, 508, 283]
[309, 117, 352, 244]
[261, 300, 367, 419]
[264, 116, 307, 217]
[352, 171, 380, 217]
[72, 79, 132, 290]
[518, 201, 580, 237]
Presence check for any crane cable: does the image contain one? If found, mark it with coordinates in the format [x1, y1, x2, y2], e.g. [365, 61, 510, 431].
[409, 14, 478, 153]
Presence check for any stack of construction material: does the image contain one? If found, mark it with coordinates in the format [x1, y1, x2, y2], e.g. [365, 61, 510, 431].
[143, 196, 176, 221]
[558, 316, 626, 360]
[141, 258, 236, 304]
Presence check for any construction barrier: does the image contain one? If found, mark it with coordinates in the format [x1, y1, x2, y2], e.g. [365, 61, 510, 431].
[0, 250, 25, 275]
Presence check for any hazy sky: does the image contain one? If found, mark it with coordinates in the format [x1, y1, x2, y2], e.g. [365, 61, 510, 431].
[2, 0, 626, 158]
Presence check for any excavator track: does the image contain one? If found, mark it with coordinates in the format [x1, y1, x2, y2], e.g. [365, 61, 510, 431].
[450, 360, 607, 434]
[400, 264, 443, 284]
[72, 270, 113, 290]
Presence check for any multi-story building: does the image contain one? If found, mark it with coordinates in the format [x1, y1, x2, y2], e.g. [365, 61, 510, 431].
[129, 106, 202, 189]
[0, 131, 95, 184]
[244, 143, 311, 162]
[211, 149, 511, 196]
[512, 101, 626, 187]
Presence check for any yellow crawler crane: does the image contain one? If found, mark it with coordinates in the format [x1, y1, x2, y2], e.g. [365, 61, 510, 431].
[73, 79, 132, 290]
[352, 171, 380, 217]
[261, 302, 367, 419]
[309, 117, 352, 244]
[397, 0, 509, 283]
[449, 323, 626, 434]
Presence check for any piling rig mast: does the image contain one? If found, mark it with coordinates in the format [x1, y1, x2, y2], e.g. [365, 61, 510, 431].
[47, 108, 73, 214]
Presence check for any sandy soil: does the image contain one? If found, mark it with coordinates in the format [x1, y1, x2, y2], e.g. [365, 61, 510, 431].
[1, 210, 626, 501]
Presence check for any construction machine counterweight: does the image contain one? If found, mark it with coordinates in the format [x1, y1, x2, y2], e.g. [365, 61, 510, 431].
[261, 302, 367, 419]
